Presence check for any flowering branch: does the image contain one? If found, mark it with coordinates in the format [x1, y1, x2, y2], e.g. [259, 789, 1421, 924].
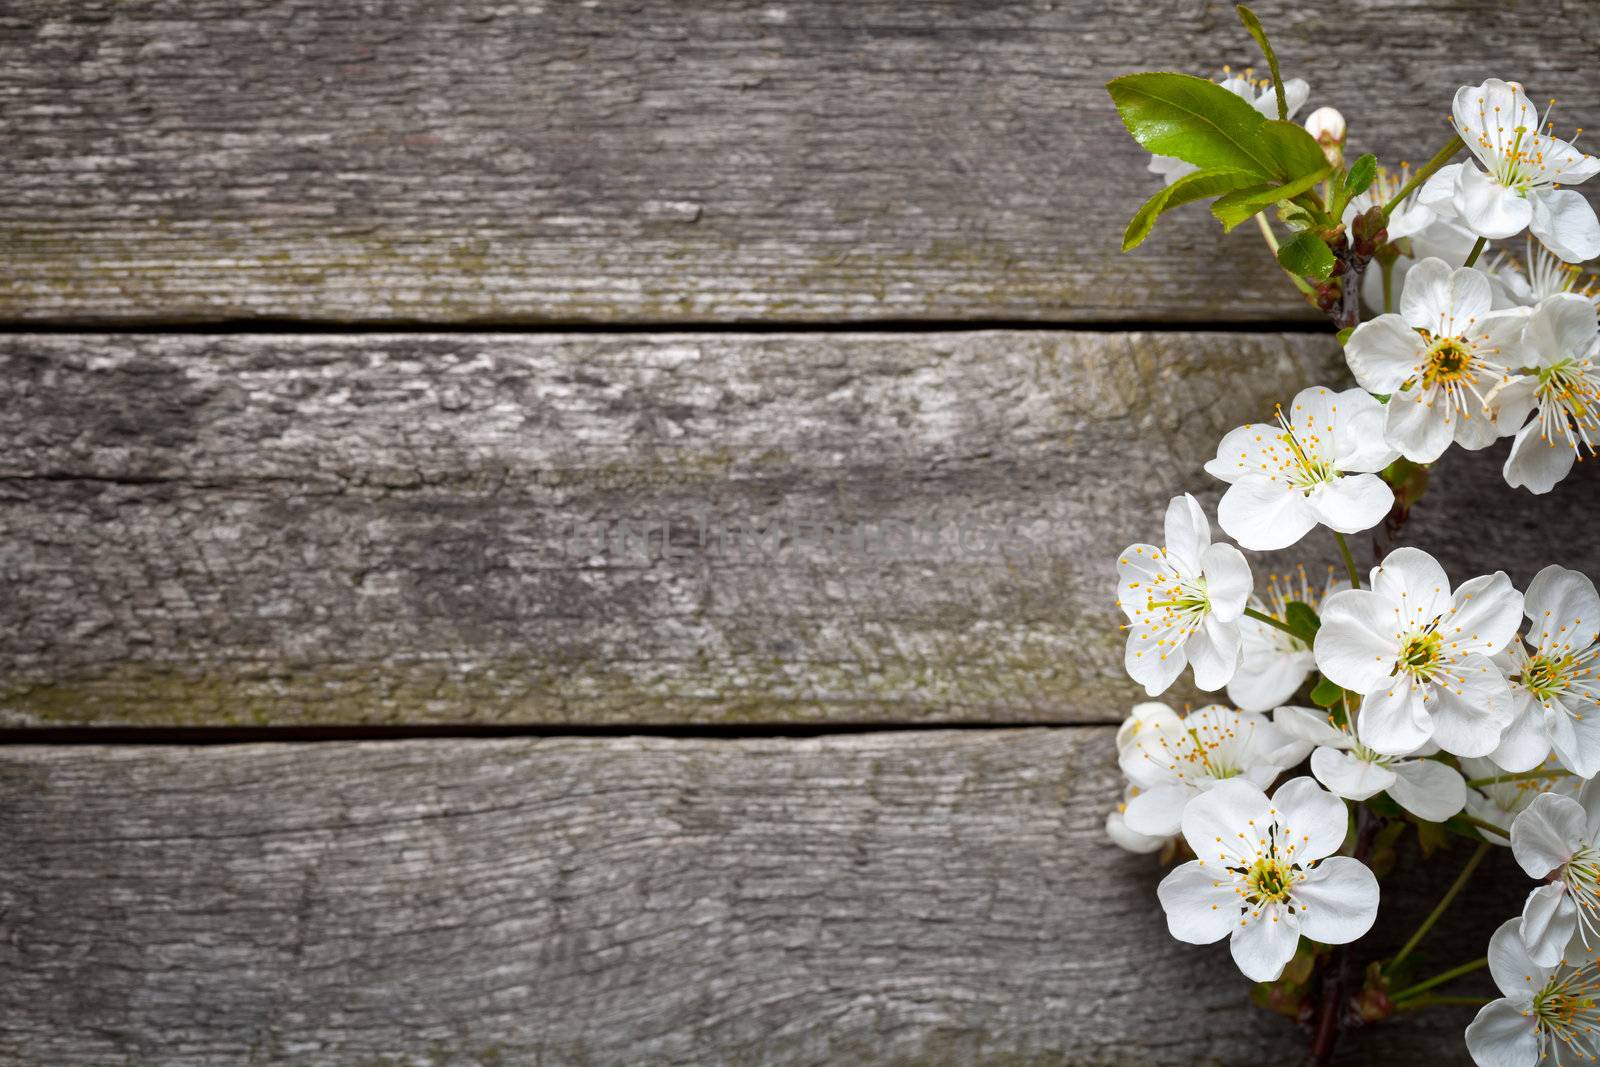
[1106, 15, 1600, 1064]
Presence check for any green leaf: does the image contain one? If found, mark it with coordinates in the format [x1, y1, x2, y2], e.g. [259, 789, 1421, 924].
[1107, 73, 1331, 188]
[1211, 163, 1332, 231]
[1345, 153, 1378, 198]
[1327, 153, 1379, 221]
[1260, 120, 1334, 183]
[1277, 230, 1336, 279]
[1235, 5, 1287, 120]
[1310, 674, 1344, 708]
[1336, 326, 1355, 345]
[1284, 600, 1321, 642]
[1122, 168, 1261, 251]
[1107, 73, 1279, 178]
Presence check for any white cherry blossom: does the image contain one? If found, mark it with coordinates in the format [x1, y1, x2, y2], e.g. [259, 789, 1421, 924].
[1228, 568, 1345, 713]
[1313, 546, 1522, 757]
[1157, 777, 1378, 982]
[1116, 494, 1253, 696]
[1419, 79, 1600, 262]
[1511, 781, 1600, 967]
[1490, 565, 1600, 776]
[1118, 703, 1306, 838]
[1274, 704, 1467, 822]
[1204, 386, 1399, 551]
[1493, 293, 1600, 494]
[1343, 258, 1529, 463]
[1466, 918, 1600, 1066]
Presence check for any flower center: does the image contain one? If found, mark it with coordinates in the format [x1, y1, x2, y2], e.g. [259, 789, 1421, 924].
[1526, 653, 1574, 699]
[1398, 631, 1444, 680]
[1423, 338, 1475, 386]
[1244, 855, 1296, 905]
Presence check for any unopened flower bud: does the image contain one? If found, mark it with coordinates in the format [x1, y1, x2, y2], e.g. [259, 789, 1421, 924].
[1304, 106, 1346, 146]
[1305, 106, 1346, 166]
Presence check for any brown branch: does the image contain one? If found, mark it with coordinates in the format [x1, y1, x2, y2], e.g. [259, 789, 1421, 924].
[1307, 805, 1382, 1066]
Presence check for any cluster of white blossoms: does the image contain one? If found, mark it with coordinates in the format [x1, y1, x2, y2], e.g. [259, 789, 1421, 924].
[1109, 66, 1600, 1066]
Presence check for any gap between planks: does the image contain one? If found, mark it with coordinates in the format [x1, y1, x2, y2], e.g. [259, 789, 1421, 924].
[0, 317, 1338, 337]
[0, 721, 1119, 746]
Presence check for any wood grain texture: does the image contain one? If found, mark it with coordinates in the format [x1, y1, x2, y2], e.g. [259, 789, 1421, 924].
[6, 0, 1600, 324]
[5, 329, 1599, 727]
[0, 729, 1519, 1065]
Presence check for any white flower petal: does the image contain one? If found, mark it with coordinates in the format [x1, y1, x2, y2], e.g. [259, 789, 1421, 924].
[1399, 256, 1463, 330]
[1457, 163, 1535, 240]
[1487, 914, 1554, 997]
[1524, 564, 1600, 655]
[1372, 547, 1452, 624]
[1199, 543, 1252, 622]
[1530, 187, 1600, 263]
[1271, 776, 1351, 861]
[1307, 474, 1394, 536]
[1181, 778, 1272, 861]
[1504, 417, 1578, 494]
[1444, 572, 1525, 656]
[1204, 423, 1277, 485]
[1185, 616, 1241, 692]
[1355, 678, 1435, 756]
[1157, 860, 1239, 944]
[1273, 705, 1351, 748]
[1553, 702, 1600, 780]
[1427, 654, 1514, 758]
[1418, 162, 1462, 208]
[1292, 855, 1378, 945]
[1163, 493, 1210, 575]
[1465, 998, 1539, 1067]
[1511, 792, 1588, 877]
[1315, 588, 1402, 693]
[1121, 783, 1194, 838]
[1106, 807, 1167, 854]
[1384, 382, 1457, 463]
[1217, 477, 1318, 551]
[1115, 701, 1182, 756]
[1490, 693, 1554, 773]
[1387, 758, 1467, 821]
[1228, 645, 1315, 714]
[1311, 746, 1394, 801]
[1344, 314, 1426, 394]
[1229, 901, 1301, 982]
[1520, 293, 1599, 367]
[1331, 388, 1402, 472]
[1519, 882, 1578, 968]
[1125, 624, 1188, 696]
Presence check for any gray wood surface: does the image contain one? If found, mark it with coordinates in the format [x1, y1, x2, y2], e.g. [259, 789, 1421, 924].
[10, 329, 1594, 727]
[0, 729, 1513, 1065]
[6, 0, 1600, 325]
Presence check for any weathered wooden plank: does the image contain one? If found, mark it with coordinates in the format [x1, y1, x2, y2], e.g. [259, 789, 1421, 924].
[4, 330, 1598, 727]
[0, 729, 1516, 1065]
[5, 1, 1599, 324]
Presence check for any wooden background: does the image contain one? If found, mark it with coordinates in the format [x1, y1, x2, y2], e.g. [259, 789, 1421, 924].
[4, 1, 1599, 1063]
